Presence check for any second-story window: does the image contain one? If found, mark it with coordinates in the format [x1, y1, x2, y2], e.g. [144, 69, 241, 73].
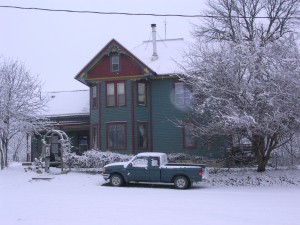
[174, 82, 191, 106]
[137, 82, 146, 106]
[111, 54, 120, 72]
[92, 85, 97, 109]
[106, 81, 126, 107]
[117, 83, 125, 106]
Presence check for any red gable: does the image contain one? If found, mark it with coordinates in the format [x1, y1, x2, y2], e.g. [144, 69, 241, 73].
[75, 39, 155, 85]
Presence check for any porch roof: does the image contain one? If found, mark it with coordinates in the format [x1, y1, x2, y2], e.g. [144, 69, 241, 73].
[44, 90, 89, 116]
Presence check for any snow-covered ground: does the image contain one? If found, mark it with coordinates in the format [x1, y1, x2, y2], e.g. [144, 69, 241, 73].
[1, 163, 300, 225]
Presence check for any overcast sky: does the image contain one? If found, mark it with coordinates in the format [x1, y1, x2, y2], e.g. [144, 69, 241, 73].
[0, 0, 206, 92]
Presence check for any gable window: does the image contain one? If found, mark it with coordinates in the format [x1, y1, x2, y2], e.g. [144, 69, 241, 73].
[174, 82, 191, 106]
[91, 85, 97, 109]
[111, 54, 120, 72]
[137, 82, 146, 106]
[107, 122, 126, 150]
[106, 81, 126, 107]
[138, 122, 148, 149]
[184, 124, 196, 149]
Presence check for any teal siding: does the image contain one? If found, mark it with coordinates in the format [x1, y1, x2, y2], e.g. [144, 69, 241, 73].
[151, 78, 229, 159]
[151, 79, 186, 154]
[95, 78, 229, 159]
[99, 80, 132, 154]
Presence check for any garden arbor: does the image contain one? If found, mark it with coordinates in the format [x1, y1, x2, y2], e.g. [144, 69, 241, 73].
[42, 129, 71, 172]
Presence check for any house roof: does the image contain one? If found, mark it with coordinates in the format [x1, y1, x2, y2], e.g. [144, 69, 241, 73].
[132, 38, 187, 75]
[44, 90, 89, 117]
[74, 36, 187, 85]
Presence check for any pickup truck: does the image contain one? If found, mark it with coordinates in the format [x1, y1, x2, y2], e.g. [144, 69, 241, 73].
[101, 152, 205, 189]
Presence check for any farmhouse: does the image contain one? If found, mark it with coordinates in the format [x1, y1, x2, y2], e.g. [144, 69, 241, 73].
[31, 24, 228, 161]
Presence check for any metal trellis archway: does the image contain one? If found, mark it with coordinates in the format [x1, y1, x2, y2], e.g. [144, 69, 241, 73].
[42, 129, 71, 173]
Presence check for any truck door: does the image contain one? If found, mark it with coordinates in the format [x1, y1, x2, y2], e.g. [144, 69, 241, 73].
[148, 157, 161, 182]
[127, 156, 150, 182]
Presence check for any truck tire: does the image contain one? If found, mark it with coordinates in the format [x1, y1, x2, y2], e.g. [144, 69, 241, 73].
[174, 176, 189, 189]
[110, 174, 124, 187]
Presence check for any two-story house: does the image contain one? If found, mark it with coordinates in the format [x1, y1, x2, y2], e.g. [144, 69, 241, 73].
[74, 24, 228, 159]
[30, 24, 228, 161]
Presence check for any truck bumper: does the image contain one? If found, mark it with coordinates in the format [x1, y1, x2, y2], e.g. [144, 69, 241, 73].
[102, 173, 110, 181]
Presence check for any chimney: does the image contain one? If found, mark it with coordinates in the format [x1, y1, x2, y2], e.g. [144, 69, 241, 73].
[151, 24, 158, 61]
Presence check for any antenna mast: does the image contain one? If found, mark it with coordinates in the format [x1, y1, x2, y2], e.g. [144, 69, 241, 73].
[164, 18, 167, 40]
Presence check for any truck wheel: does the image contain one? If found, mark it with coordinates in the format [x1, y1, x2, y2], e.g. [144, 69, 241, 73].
[174, 176, 189, 189]
[110, 174, 124, 187]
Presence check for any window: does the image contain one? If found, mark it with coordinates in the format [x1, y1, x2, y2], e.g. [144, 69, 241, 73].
[107, 123, 126, 150]
[131, 157, 148, 168]
[79, 136, 88, 154]
[138, 122, 148, 149]
[175, 82, 191, 106]
[137, 82, 146, 106]
[184, 124, 196, 149]
[151, 158, 159, 167]
[117, 83, 125, 106]
[111, 55, 120, 72]
[107, 83, 115, 106]
[92, 85, 97, 108]
[106, 82, 126, 107]
[92, 126, 98, 149]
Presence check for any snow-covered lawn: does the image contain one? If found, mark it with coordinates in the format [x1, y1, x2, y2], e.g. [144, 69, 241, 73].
[1, 163, 300, 225]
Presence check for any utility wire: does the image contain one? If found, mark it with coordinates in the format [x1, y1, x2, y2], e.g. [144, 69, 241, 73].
[0, 5, 203, 17]
[1, 5, 300, 19]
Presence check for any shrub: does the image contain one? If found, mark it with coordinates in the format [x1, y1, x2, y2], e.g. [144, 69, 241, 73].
[63, 150, 132, 169]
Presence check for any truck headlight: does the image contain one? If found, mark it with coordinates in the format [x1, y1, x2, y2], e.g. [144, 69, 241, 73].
[100, 167, 106, 173]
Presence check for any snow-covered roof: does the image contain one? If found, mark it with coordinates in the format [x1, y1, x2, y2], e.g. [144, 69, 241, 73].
[136, 152, 167, 158]
[135, 152, 168, 165]
[44, 90, 89, 116]
[132, 38, 187, 75]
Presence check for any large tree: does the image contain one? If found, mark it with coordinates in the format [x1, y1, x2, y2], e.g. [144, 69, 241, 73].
[182, 0, 300, 172]
[195, 0, 300, 43]
[0, 58, 48, 169]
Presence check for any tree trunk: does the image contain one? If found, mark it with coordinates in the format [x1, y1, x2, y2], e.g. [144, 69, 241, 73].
[4, 139, 8, 167]
[0, 138, 9, 169]
[252, 135, 270, 172]
[0, 149, 4, 170]
[257, 158, 269, 172]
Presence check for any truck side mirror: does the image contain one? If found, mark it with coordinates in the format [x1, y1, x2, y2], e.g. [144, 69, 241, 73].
[127, 163, 132, 168]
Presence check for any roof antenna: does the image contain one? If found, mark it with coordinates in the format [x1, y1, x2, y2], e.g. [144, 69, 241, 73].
[164, 18, 167, 40]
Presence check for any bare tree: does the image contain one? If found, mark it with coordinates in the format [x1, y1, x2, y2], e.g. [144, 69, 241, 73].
[183, 0, 300, 172]
[182, 35, 300, 172]
[9, 132, 27, 162]
[0, 58, 48, 169]
[195, 0, 300, 44]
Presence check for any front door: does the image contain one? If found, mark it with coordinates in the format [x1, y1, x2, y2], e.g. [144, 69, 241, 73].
[148, 157, 161, 182]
